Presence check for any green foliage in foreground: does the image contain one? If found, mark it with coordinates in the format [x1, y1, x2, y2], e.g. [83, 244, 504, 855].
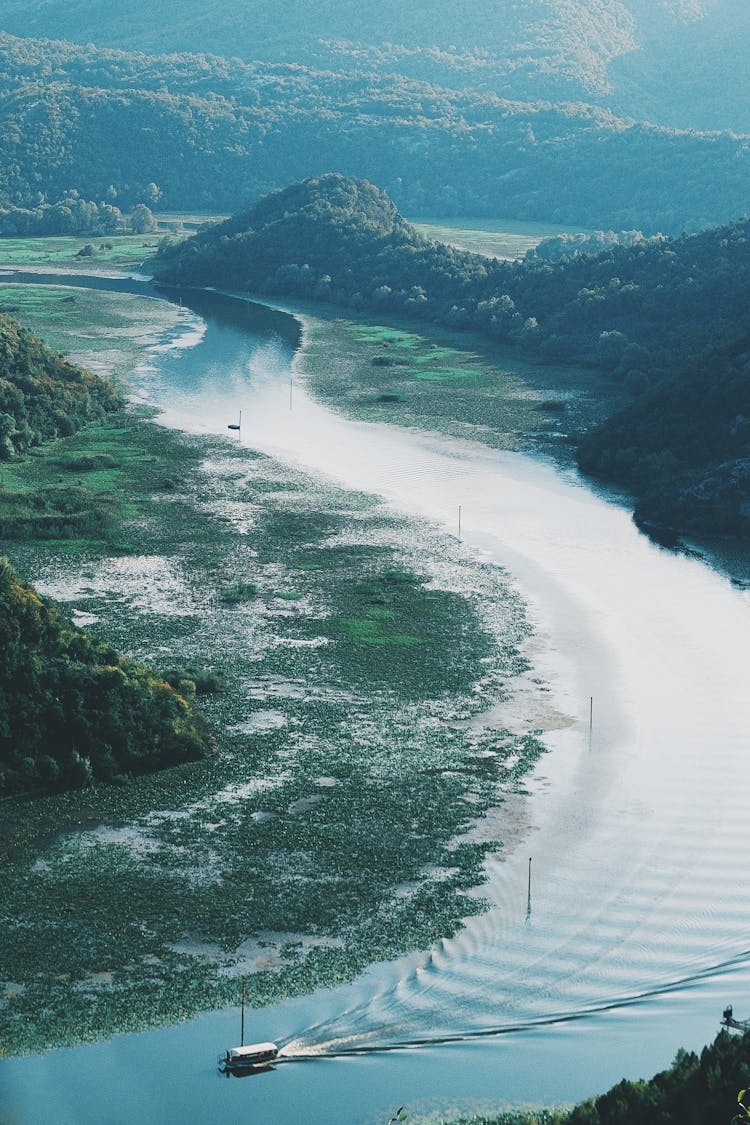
[0, 557, 214, 796]
[559, 1032, 750, 1125]
[0, 311, 122, 459]
[0, 486, 116, 539]
[432, 1030, 750, 1125]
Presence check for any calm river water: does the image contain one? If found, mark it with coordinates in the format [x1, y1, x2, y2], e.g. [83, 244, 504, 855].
[2, 279, 750, 1124]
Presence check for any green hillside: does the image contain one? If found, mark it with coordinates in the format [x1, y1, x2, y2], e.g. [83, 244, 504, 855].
[153, 173, 750, 536]
[0, 558, 214, 796]
[0, 32, 748, 229]
[0, 310, 121, 459]
[0, 2, 641, 102]
[2, 1, 749, 131]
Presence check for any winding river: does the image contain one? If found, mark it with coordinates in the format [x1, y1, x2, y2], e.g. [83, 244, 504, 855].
[3, 278, 750, 1124]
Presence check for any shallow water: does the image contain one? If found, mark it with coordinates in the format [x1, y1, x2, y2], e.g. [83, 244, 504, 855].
[2, 280, 750, 1124]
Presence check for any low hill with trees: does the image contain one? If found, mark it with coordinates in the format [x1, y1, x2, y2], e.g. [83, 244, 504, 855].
[0, 311, 122, 459]
[0, 558, 214, 796]
[153, 173, 750, 536]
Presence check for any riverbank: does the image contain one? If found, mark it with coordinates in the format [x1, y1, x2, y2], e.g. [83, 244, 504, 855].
[0, 281, 547, 1056]
[4, 263, 750, 1125]
[280, 302, 625, 469]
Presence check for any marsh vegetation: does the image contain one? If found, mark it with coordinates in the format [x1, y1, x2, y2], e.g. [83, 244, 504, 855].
[0, 385, 544, 1053]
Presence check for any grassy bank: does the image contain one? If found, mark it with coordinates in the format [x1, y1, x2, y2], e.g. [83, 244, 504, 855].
[0, 398, 546, 1054]
[0, 281, 190, 384]
[0, 232, 157, 271]
[294, 307, 622, 464]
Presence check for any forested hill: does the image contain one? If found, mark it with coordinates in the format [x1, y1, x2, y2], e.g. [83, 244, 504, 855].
[153, 174, 750, 536]
[152, 175, 495, 302]
[0, 558, 214, 796]
[0, 312, 121, 459]
[2, 0, 750, 133]
[153, 173, 750, 381]
[0, 1, 638, 107]
[0, 32, 749, 231]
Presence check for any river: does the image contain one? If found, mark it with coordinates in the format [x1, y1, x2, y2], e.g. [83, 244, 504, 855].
[2, 278, 750, 1124]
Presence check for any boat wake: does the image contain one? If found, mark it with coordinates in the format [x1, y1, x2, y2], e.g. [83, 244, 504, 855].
[278, 943, 750, 1061]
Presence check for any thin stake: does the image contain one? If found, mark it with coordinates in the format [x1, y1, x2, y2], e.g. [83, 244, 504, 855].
[238, 409, 242, 432]
[589, 695, 593, 751]
[240, 976, 245, 1047]
[526, 856, 532, 920]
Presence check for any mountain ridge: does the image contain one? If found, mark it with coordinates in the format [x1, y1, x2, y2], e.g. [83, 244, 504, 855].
[1, 0, 748, 130]
[0, 32, 748, 231]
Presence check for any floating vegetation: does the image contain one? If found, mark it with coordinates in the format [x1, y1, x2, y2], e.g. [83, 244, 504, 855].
[298, 310, 603, 461]
[219, 580, 259, 604]
[0, 391, 547, 1056]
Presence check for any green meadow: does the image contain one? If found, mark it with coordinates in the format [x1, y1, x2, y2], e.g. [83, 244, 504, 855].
[412, 218, 591, 261]
[0, 232, 158, 270]
[0, 281, 185, 383]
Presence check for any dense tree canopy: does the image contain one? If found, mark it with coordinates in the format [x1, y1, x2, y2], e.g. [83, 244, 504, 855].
[0, 194, 157, 236]
[0, 558, 214, 796]
[0, 32, 749, 230]
[561, 1029, 750, 1125]
[0, 312, 122, 459]
[3, 0, 750, 133]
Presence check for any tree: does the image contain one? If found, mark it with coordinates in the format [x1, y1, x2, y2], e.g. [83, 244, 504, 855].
[130, 204, 157, 233]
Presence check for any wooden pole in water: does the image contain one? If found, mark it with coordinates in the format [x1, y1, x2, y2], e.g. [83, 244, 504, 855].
[240, 976, 245, 1047]
[238, 409, 242, 432]
[589, 695, 593, 750]
[526, 856, 532, 920]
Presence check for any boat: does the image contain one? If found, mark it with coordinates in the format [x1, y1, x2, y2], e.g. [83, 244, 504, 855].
[227, 410, 242, 432]
[220, 1042, 279, 1071]
[721, 1005, 750, 1032]
[218, 977, 278, 1074]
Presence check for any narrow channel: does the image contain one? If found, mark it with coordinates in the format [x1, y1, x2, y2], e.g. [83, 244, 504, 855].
[3, 277, 750, 1125]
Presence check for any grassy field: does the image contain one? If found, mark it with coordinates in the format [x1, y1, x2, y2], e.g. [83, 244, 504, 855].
[412, 218, 591, 261]
[0, 281, 188, 382]
[0, 232, 160, 271]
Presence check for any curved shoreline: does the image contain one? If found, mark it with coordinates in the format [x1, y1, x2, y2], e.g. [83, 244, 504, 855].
[4, 272, 750, 1124]
[0, 272, 550, 1050]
